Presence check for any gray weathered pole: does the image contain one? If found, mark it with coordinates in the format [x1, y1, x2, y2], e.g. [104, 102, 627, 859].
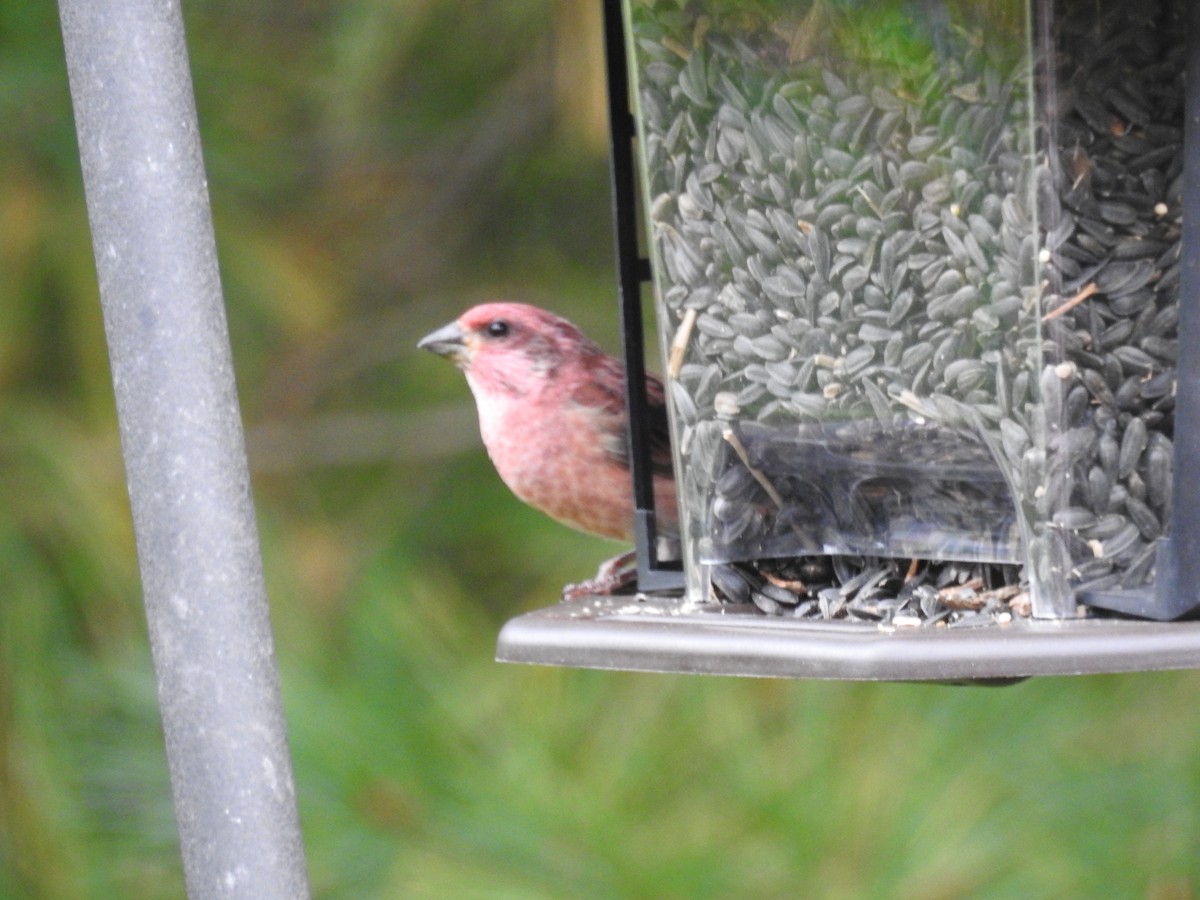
[57, 0, 311, 896]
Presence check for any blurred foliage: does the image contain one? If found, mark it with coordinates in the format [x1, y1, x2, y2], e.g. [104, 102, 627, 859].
[0, 0, 1199, 897]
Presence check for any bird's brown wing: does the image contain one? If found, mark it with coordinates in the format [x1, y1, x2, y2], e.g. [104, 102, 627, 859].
[569, 353, 675, 480]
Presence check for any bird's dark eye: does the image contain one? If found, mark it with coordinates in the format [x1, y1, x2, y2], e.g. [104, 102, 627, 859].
[485, 319, 509, 338]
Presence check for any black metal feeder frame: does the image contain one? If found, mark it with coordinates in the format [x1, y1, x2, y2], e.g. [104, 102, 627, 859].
[498, 0, 1200, 680]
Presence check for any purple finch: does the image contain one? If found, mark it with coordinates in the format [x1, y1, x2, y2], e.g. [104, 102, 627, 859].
[418, 302, 677, 593]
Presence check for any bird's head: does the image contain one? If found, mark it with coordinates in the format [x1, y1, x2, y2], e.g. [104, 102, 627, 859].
[418, 302, 602, 398]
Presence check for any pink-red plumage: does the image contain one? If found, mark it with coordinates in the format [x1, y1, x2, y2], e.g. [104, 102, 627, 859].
[418, 302, 677, 543]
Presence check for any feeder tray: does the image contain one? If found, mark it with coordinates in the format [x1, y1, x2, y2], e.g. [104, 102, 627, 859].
[498, 0, 1200, 680]
[497, 593, 1200, 681]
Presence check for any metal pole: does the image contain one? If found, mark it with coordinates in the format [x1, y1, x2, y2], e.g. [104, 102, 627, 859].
[57, 0, 311, 896]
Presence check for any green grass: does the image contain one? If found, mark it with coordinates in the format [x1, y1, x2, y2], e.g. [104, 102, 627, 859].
[283, 551, 1200, 898]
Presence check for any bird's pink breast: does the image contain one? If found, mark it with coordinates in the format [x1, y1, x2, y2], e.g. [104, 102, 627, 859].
[469, 385, 635, 540]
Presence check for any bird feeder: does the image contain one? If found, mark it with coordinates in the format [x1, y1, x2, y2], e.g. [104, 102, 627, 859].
[497, 0, 1200, 679]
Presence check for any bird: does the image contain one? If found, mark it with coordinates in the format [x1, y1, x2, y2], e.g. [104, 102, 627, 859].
[418, 302, 677, 596]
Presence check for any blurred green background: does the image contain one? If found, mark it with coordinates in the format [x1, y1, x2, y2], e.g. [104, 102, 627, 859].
[2, 0, 1199, 897]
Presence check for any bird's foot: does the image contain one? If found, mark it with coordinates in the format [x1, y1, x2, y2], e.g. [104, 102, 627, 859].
[561, 550, 638, 601]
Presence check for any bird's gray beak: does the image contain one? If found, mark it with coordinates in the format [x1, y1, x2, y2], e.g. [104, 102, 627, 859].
[417, 320, 469, 364]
